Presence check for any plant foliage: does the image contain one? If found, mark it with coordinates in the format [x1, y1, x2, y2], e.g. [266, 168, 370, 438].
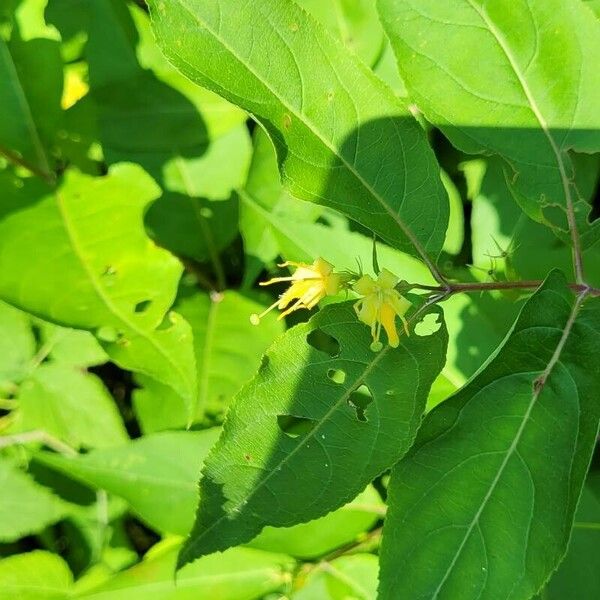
[1, 1, 599, 599]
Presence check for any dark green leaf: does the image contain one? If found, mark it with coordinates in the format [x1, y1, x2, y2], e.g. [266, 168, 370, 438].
[178, 300, 447, 566]
[0, 5, 62, 178]
[379, 272, 600, 599]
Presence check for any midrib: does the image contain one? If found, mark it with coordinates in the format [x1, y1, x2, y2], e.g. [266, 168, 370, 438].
[54, 190, 192, 394]
[173, 0, 436, 268]
[180, 342, 391, 561]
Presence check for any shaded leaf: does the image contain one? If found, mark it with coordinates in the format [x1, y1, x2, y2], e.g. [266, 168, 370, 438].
[379, 272, 600, 599]
[0, 7, 62, 178]
[178, 300, 447, 566]
[538, 484, 600, 599]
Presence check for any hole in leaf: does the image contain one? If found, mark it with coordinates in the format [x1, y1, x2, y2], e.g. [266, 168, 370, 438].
[327, 369, 346, 384]
[414, 313, 442, 337]
[134, 300, 152, 314]
[277, 414, 317, 439]
[347, 384, 373, 422]
[307, 329, 340, 357]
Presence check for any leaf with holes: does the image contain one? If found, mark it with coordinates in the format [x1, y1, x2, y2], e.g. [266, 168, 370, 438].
[147, 0, 449, 274]
[177, 300, 447, 567]
[379, 271, 600, 599]
[378, 0, 600, 247]
[0, 164, 197, 414]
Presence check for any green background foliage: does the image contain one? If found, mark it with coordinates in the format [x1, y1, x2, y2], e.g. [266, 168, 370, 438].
[1, 1, 599, 599]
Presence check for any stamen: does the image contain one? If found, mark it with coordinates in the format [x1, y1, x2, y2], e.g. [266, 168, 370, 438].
[250, 299, 281, 325]
[259, 276, 295, 286]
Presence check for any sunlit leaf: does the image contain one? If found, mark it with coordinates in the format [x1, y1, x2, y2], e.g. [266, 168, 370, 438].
[378, 0, 600, 246]
[0, 165, 197, 413]
[147, 0, 449, 271]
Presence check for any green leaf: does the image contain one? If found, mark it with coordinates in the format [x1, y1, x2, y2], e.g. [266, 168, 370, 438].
[38, 321, 108, 368]
[147, 0, 449, 270]
[379, 272, 600, 599]
[249, 484, 383, 559]
[178, 300, 447, 566]
[15, 363, 127, 450]
[177, 289, 285, 423]
[0, 300, 35, 390]
[78, 540, 293, 600]
[0, 457, 67, 542]
[295, 0, 385, 66]
[378, 0, 600, 246]
[134, 290, 285, 430]
[539, 484, 600, 599]
[239, 128, 322, 272]
[145, 190, 240, 265]
[470, 158, 600, 288]
[0, 550, 72, 600]
[441, 169, 465, 256]
[80, 1, 251, 264]
[0, 165, 197, 412]
[36, 429, 220, 535]
[0, 6, 62, 178]
[292, 554, 379, 600]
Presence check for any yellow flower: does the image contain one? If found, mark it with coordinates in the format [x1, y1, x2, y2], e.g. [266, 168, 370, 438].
[250, 258, 341, 324]
[353, 269, 411, 351]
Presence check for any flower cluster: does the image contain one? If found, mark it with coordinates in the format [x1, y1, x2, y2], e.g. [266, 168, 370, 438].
[251, 257, 412, 351]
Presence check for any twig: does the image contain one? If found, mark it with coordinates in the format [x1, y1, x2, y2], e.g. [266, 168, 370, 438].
[0, 430, 77, 456]
[405, 280, 600, 298]
[0, 146, 56, 185]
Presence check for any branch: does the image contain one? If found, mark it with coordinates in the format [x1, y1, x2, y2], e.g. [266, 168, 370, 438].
[0, 430, 77, 456]
[0, 146, 56, 185]
[406, 280, 600, 298]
